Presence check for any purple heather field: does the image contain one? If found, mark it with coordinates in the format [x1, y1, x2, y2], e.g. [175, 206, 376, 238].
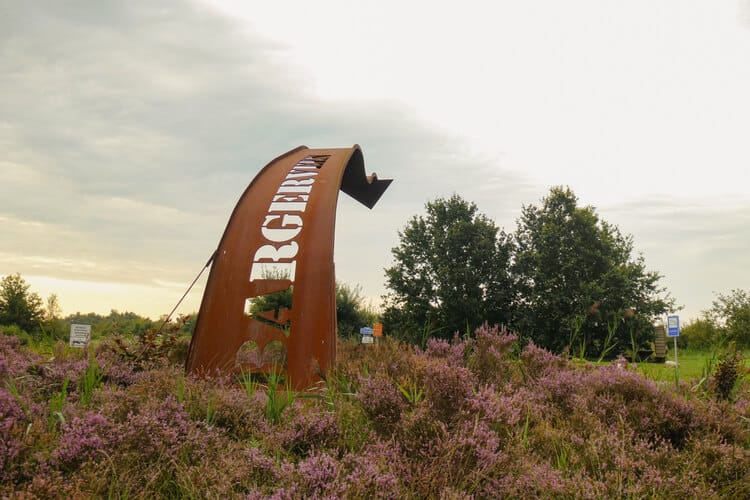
[1, 325, 748, 498]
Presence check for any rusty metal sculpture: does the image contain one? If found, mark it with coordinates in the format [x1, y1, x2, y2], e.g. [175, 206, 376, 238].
[185, 145, 392, 389]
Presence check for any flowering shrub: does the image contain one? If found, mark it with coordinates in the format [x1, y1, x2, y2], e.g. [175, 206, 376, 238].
[0, 387, 29, 482]
[0, 333, 40, 379]
[53, 412, 118, 469]
[272, 402, 341, 457]
[424, 334, 468, 367]
[356, 373, 405, 436]
[467, 323, 517, 384]
[420, 356, 476, 423]
[0, 330, 748, 497]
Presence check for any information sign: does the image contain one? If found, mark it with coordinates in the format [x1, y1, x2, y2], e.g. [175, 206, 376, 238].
[69, 324, 91, 348]
[667, 315, 680, 337]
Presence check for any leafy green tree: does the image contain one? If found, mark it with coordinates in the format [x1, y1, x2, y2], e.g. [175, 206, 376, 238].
[247, 277, 377, 338]
[45, 294, 62, 322]
[678, 318, 719, 350]
[383, 194, 514, 341]
[512, 187, 673, 356]
[0, 273, 44, 334]
[336, 283, 377, 338]
[707, 289, 750, 348]
[41, 293, 68, 341]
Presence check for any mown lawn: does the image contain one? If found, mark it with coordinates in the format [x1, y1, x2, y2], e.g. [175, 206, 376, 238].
[634, 348, 750, 385]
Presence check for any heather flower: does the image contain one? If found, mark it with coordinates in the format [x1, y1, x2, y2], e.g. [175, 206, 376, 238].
[438, 487, 474, 500]
[295, 452, 341, 498]
[0, 334, 41, 380]
[15, 469, 78, 499]
[170, 442, 281, 497]
[273, 402, 341, 457]
[519, 341, 567, 377]
[118, 395, 190, 459]
[96, 350, 138, 386]
[425, 333, 469, 367]
[191, 382, 269, 441]
[689, 434, 750, 497]
[534, 368, 587, 416]
[54, 412, 117, 469]
[477, 323, 517, 348]
[341, 441, 404, 498]
[420, 357, 476, 424]
[467, 323, 518, 384]
[735, 396, 750, 418]
[464, 385, 526, 431]
[241, 445, 283, 486]
[357, 374, 405, 435]
[396, 402, 447, 460]
[433, 419, 503, 489]
[585, 366, 695, 447]
[481, 460, 574, 498]
[39, 357, 89, 390]
[0, 387, 29, 481]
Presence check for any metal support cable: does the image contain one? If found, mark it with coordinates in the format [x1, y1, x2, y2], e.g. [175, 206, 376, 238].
[156, 250, 217, 334]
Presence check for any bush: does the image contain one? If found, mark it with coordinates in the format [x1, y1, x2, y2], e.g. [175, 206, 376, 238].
[679, 318, 718, 349]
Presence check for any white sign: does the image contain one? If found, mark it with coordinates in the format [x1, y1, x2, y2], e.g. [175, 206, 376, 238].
[667, 315, 680, 337]
[361, 335, 374, 344]
[69, 324, 91, 348]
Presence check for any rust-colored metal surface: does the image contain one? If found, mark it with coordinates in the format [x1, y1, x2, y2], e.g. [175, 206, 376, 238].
[185, 145, 391, 389]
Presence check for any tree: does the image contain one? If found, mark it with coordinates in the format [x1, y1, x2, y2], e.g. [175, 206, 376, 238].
[45, 294, 62, 322]
[706, 289, 750, 348]
[512, 187, 673, 356]
[0, 273, 44, 334]
[383, 194, 514, 341]
[247, 274, 376, 338]
[335, 283, 377, 338]
[42, 293, 68, 340]
[678, 318, 718, 350]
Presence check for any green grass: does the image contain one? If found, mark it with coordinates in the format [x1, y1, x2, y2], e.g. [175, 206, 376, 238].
[634, 348, 750, 383]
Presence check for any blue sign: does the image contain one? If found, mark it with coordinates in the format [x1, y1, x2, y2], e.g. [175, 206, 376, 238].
[667, 315, 680, 337]
[359, 327, 374, 335]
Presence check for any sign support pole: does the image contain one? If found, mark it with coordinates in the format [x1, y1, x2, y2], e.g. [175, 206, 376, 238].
[674, 336, 679, 390]
[667, 315, 680, 390]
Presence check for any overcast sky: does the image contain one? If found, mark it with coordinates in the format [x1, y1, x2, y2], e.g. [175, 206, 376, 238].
[2, 0, 749, 323]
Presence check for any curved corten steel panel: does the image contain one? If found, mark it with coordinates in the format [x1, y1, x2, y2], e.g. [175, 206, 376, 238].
[185, 145, 391, 389]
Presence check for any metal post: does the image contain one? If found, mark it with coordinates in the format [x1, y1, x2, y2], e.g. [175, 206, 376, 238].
[674, 336, 679, 390]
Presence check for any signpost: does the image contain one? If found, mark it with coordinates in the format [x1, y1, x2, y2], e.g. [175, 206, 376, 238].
[69, 324, 91, 348]
[667, 315, 680, 389]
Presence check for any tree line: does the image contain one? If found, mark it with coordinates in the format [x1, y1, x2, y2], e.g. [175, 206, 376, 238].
[679, 289, 750, 350]
[0, 272, 376, 344]
[382, 186, 684, 357]
[0, 273, 173, 343]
